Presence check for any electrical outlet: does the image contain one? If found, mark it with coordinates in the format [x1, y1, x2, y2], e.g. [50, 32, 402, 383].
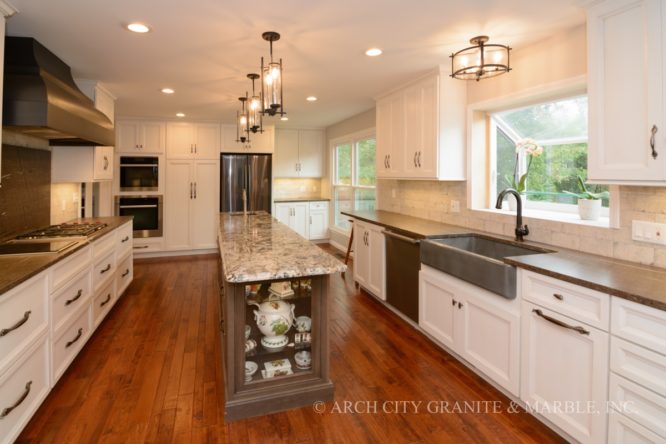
[632, 220, 666, 245]
[450, 200, 460, 213]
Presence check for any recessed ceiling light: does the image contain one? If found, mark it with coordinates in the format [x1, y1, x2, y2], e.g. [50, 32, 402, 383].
[127, 23, 150, 33]
[176, 113, 185, 117]
[281, 116, 289, 121]
[365, 48, 383, 57]
[306, 96, 317, 102]
[161, 88, 175, 94]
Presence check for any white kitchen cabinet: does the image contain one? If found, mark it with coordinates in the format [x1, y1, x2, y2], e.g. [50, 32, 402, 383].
[274, 128, 324, 177]
[221, 124, 274, 153]
[608, 412, 664, 444]
[587, 0, 666, 183]
[274, 202, 309, 239]
[375, 66, 466, 180]
[419, 265, 520, 395]
[166, 122, 220, 159]
[116, 120, 165, 153]
[308, 201, 329, 240]
[0, 2, 17, 187]
[51, 146, 114, 182]
[352, 219, 385, 300]
[165, 159, 220, 250]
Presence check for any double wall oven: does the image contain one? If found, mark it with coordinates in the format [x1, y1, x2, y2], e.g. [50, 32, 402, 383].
[115, 155, 163, 238]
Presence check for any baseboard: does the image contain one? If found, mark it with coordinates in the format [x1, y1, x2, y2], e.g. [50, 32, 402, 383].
[329, 239, 350, 255]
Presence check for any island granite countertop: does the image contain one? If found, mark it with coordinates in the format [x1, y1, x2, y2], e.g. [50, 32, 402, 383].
[0, 216, 133, 296]
[219, 212, 346, 283]
[274, 197, 330, 203]
[343, 210, 666, 311]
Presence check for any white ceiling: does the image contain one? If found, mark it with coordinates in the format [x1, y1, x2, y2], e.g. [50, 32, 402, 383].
[6, 0, 586, 128]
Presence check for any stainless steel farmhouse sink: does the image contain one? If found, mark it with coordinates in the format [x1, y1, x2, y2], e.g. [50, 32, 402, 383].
[420, 234, 554, 299]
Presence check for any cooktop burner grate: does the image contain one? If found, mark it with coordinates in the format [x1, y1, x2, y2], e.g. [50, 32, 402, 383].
[15, 222, 107, 240]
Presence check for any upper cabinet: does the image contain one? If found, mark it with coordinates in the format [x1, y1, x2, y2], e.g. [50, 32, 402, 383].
[274, 128, 324, 177]
[587, 0, 666, 183]
[375, 66, 466, 180]
[116, 121, 165, 154]
[166, 122, 220, 159]
[220, 124, 275, 153]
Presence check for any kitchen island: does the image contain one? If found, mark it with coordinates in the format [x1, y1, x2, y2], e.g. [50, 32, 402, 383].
[217, 212, 345, 421]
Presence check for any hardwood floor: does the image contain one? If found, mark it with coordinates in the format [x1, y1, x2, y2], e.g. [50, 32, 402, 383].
[17, 249, 564, 443]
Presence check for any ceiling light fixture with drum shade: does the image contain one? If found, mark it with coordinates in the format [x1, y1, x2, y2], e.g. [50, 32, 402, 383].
[260, 31, 285, 117]
[247, 73, 263, 134]
[450, 36, 511, 81]
[236, 95, 250, 144]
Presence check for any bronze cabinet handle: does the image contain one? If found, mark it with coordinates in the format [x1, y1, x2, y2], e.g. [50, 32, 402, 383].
[0, 311, 32, 337]
[65, 289, 83, 306]
[532, 309, 589, 335]
[103, 156, 109, 170]
[0, 381, 32, 419]
[452, 299, 457, 306]
[100, 294, 112, 307]
[100, 264, 111, 274]
[457, 301, 463, 309]
[121, 236, 130, 243]
[121, 269, 130, 278]
[553, 293, 564, 301]
[651, 124, 659, 159]
[133, 245, 149, 250]
[66, 328, 84, 348]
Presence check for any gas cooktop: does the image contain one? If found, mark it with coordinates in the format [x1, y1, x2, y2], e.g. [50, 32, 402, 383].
[0, 240, 78, 255]
[14, 222, 107, 240]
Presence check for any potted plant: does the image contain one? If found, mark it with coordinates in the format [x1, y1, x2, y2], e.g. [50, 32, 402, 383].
[504, 138, 543, 210]
[564, 176, 609, 221]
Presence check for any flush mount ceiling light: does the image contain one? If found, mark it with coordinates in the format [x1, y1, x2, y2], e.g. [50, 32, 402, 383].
[236, 96, 250, 143]
[306, 96, 317, 102]
[161, 88, 175, 94]
[365, 48, 382, 57]
[176, 112, 185, 117]
[260, 31, 285, 117]
[126, 22, 150, 33]
[246, 73, 263, 134]
[450, 36, 511, 81]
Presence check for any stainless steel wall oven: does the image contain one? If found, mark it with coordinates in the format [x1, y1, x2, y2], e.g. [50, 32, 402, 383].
[115, 196, 163, 238]
[119, 156, 159, 192]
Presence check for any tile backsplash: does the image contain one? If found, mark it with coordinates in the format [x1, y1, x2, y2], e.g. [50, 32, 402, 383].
[51, 183, 81, 224]
[274, 178, 323, 199]
[377, 179, 666, 269]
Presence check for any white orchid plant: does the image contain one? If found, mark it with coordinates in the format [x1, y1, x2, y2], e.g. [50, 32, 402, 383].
[505, 138, 544, 194]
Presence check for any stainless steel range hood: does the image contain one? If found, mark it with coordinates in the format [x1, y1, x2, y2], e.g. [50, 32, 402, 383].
[3, 37, 114, 146]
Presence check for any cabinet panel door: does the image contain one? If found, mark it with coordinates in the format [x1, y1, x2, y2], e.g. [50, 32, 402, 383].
[588, 0, 665, 181]
[521, 302, 608, 444]
[194, 123, 221, 159]
[165, 160, 193, 250]
[166, 122, 194, 159]
[308, 209, 328, 240]
[291, 203, 309, 239]
[417, 76, 438, 178]
[274, 203, 292, 226]
[141, 121, 165, 153]
[93, 146, 114, 180]
[402, 85, 421, 177]
[298, 130, 324, 177]
[353, 221, 369, 287]
[116, 121, 140, 152]
[419, 267, 457, 350]
[220, 124, 240, 153]
[376, 98, 392, 178]
[191, 160, 220, 249]
[388, 93, 405, 175]
[249, 126, 275, 153]
[367, 225, 385, 300]
[608, 410, 663, 444]
[275, 129, 300, 177]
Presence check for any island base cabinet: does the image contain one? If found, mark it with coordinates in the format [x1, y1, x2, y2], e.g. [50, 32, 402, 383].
[521, 302, 609, 444]
[608, 411, 664, 444]
[352, 220, 384, 300]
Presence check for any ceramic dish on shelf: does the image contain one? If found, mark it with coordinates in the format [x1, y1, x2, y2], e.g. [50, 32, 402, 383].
[261, 368, 294, 379]
[245, 361, 258, 382]
[294, 350, 312, 369]
[245, 324, 251, 340]
[294, 316, 311, 333]
[261, 335, 289, 349]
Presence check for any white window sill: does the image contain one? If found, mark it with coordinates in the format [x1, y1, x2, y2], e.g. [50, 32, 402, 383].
[473, 207, 611, 228]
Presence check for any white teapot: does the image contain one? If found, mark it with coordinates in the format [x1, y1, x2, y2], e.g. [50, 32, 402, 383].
[248, 295, 295, 349]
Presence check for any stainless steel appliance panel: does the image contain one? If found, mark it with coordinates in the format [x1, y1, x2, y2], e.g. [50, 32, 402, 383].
[119, 156, 159, 192]
[384, 230, 421, 323]
[220, 154, 271, 213]
[115, 196, 163, 238]
[248, 155, 272, 212]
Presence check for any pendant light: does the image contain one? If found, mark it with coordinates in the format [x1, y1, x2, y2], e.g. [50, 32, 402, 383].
[260, 31, 285, 116]
[450, 36, 511, 81]
[247, 73, 263, 133]
[236, 95, 250, 143]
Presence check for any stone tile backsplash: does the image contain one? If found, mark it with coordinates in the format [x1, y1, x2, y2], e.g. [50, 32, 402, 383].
[377, 180, 666, 269]
[274, 178, 323, 199]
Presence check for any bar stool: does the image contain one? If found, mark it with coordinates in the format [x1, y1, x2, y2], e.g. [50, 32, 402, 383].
[342, 219, 354, 278]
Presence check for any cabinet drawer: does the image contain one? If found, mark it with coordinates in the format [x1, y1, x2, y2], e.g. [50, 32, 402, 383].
[521, 270, 610, 330]
[93, 249, 116, 291]
[611, 297, 666, 356]
[116, 222, 133, 258]
[0, 273, 48, 375]
[309, 201, 328, 210]
[52, 305, 91, 384]
[0, 335, 49, 444]
[51, 268, 92, 332]
[132, 237, 163, 253]
[93, 279, 115, 328]
[609, 373, 666, 438]
[50, 245, 91, 292]
[116, 254, 133, 296]
[92, 230, 115, 259]
[608, 412, 664, 444]
[611, 337, 666, 398]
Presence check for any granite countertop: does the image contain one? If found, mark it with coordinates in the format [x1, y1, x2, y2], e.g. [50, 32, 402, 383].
[0, 216, 133, 295]
[218, 212, 346, 283]
[274, 197, 330, 203]
[344, 210, 666, 311]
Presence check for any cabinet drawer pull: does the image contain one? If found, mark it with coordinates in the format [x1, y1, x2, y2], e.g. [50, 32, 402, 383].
[66, 328, 84, 348]
[133, 245, 149, 249]
[457, 301, 463, 309]
[0, 381, 32, 419]
[121, 269, 130, 278]
[100, 264, 111, 274]
[121, 236, 130, 243]
[650, 124, 659, 159]
[553, 293, 564, 301]
[414, 152, 418, 167]
[65, 289, 83, 306]
[452, 299, 456, 306]
[103, 156, 109, 170]
[417, 151, 422, 167]
[532, 309, 589, 335]
[100, 293, 112, 307]
[0, 311, 31, 337]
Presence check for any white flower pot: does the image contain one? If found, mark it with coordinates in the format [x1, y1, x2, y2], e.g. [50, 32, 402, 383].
[507, 193, 525, 212]
[578, 199, 602, 221]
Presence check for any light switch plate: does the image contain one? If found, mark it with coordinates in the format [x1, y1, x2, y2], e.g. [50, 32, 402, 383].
[632, 220, 666, 245]
[450, 200, 460, 213]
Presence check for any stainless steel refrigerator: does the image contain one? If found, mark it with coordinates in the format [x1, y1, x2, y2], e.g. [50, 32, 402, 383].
[220, 154, 272, 213]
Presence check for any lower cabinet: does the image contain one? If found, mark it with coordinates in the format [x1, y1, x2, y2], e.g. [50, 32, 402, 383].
[419, 265, 520, 396]
[308, 201, 329, 240]
[352, 219, 385, 300]
[275, 202, 309, 238]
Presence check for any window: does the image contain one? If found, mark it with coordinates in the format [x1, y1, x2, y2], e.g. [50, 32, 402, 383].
[332, 136, 376, 230]
[491, 96, 609, 215]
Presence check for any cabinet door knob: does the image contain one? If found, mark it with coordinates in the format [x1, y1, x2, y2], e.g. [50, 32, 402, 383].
[451, 299, 456, 306]
[651, 124, 659, 159]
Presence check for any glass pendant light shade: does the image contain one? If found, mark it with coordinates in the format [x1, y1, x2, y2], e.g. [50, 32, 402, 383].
[246, 73, 263, 133]
[236, 96, 250, 143]
[260, 31, 285, 116]
[450, 36, 511, 81]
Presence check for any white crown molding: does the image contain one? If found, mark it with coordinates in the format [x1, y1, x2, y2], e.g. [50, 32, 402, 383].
[0, 0, 18, 18]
